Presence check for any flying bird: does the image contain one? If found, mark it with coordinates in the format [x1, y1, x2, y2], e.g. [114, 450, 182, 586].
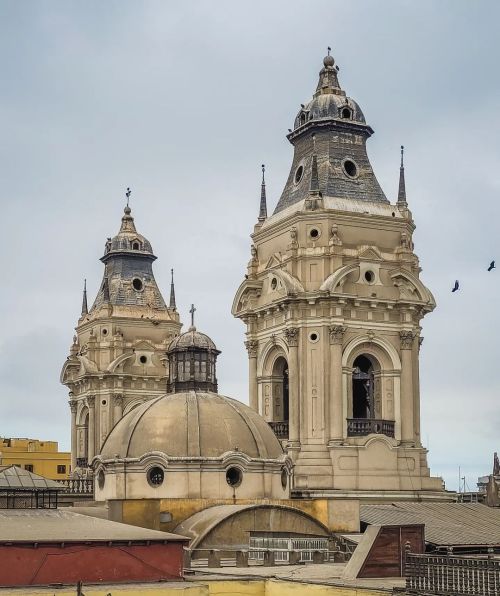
[488, 260, 495, 271]
[452, 280, 459, 293]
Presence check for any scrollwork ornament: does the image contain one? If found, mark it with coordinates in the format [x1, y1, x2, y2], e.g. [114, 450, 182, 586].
[244, 340, 259, 358]
[329, 325, 346, 345]
[399, 330, 415, 350]
[284, 327, 299, 347]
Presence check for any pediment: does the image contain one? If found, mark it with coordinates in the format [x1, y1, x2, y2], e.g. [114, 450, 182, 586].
[358, 246, 383, 261]
[133, 340, 156, 351]
[265, 252, 283, 269]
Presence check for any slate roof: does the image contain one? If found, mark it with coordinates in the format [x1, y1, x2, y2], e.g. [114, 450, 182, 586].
[0, 465, 63, 491]
[0, 509, 189, 543]
[361, 502, 500, 547]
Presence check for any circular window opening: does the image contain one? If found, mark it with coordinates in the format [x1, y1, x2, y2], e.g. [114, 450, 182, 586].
[97, 470, 105, 489]
[101, 399, 107, 406]
[139, 355, 147, 364]
[102, 328, 108, 336]
[341, 108, 351, 119]
[294, 165, 304, 184]
[364, 270, 375, 283]
[271, 277, 278, 290]
[226, 467, 242, 488]
[281, 468, 288, 490]
[343, 159, 358, 178]
[148, 466, 164, 487]
[309, 228, 320, 240]
[309, 332, 319, 343]
[132, 278, 143, 291]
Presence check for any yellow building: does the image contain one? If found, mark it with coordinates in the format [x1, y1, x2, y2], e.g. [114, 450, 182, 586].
[0, 438, 71, 480]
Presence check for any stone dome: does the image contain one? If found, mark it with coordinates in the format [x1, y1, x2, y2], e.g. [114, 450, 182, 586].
[100, 391, 284, 460]
[294, 93, 366, 129]
[168, 326, 217, 351]
[104, 206, 154, 258]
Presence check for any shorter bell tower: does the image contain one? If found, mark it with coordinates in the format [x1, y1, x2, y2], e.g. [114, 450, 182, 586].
[232, 51, 445, 500]
[61, 200, 181, 475]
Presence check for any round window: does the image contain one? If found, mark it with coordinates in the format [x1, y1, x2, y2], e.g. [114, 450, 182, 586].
[132, 278, 143, 291]
[139, 355, 147, 364]
[226, 467, 243, 488]
[309, 228, 320, 240]
[147, 466, 164, 487]
[364, 270, 375, 283]
[102, 328, 108, 336]
[343, 159, 358, 178]
[281, 468, 288, 490]
[294, 165, 304, 184]
[309, 332, 319, 343]
[97, 470, 105, 489]
[101, 399, 107, 406]
[271, 278, 278, 290]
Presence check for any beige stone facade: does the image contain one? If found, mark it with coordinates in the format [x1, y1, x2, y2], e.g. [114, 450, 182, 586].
[232, 53, 445, 499]
[61, 206, 181, 474]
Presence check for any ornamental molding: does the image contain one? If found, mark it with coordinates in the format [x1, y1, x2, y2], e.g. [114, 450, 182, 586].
[86, 395, 96, 407]
[329, 325, 346, 345]
[399, 330, 416, 350]
[69, 401, 77, 414]
[244, 340, 259, 358]
[283, 327, 299, 347]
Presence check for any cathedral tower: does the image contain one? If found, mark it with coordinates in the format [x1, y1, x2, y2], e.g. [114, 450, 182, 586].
[61, 202, 181, 474]
[232, 51, 444, 498]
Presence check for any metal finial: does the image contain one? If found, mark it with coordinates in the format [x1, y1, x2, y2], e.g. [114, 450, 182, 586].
[189, 304, 196, 328]
[81, 278, 88, 316]
[261, 164, 265, 182]
[397, 145, 407, 206]
[169, 268, 176, 310]
[400, 145, 404, 168]
[258, 164, 268, 223]
[125, 187, 131, 207]
[327, 46, 331, 55]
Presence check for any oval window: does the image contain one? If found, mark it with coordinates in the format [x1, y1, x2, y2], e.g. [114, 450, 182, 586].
[132, 278, 143, 291]
[139, 355, 147, 364]
[364, 270, 375, 283]
[271, 278, 278, 290]
[148, 466, 165, 487]
[343, 159, 358, 178]
[281, 468, 288, 490]
[294, 165, 304, 184]
[309, 228, 320, 240]
[226, 466, 242, 488]
[97, 470, 105, 489]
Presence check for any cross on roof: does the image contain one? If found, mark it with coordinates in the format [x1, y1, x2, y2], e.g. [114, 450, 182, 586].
[190, 304, 196, 328]
[125, 187, 131, 207]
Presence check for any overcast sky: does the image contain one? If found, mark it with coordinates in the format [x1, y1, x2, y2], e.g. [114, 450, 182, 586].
[1, 1, 499, 492]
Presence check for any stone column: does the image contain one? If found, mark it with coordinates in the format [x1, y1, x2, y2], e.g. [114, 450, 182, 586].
[413, 336, 423, 446]
[328, 325, 346, 444]
[284, 327, 300, 447]
[69, 400, 77, 474]
[113, 393, 123, 425]
[245, 340, 259, 413]
[399, 331, 415, 444]
[87, 395, 96, 462]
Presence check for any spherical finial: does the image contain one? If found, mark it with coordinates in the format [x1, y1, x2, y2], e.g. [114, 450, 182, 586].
[124, 205, 131, 215]
[324, 47, 334, 67]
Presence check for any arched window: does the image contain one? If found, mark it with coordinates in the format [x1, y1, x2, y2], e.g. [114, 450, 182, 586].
[352, 355, 375, 419]
[341, 107, 352, 119]
[132, 241, 140, 250]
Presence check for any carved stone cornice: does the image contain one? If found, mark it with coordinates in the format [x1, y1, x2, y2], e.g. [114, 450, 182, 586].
[68, 401, 77, 414]
[284, 327, 299, 347]
[329, 325, 346, 345]
[244, 340, 259, 358]
[400, 330, 416, 350]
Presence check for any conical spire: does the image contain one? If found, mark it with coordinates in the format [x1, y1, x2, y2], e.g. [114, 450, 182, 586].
[81, 279, 88, 316]
[169, 268, 176, 310]
[315, 47, 342, 97]
[258, 164, 268, 223]
[397, 145, 407, 207]
[309, 134, 320, 196]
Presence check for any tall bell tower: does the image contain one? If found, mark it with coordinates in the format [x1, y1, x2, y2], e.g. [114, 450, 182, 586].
[61, 201, 181, 475]
[232, 51, 445, 499]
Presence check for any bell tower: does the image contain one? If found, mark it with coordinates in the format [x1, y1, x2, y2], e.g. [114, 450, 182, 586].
[61, 200, 181, 475]
[232, 51, 445, 499]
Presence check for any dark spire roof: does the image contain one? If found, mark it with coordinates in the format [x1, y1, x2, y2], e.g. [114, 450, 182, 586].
[102, 276, 110, 303]
[258, 164, 268, 223]
[169, 269, 176, 310]
[397, 145, 407, 207]
[81, 279, 88, 316]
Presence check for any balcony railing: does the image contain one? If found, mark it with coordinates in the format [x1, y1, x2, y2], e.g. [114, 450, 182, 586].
[268, 421, 289, 440]
[347, 418, 395, 438]
[59, 478, 94, 495]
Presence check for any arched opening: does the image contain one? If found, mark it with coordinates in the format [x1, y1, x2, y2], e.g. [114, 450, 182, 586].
[352, 355, 375, 419]
[268, 356, 289, 440]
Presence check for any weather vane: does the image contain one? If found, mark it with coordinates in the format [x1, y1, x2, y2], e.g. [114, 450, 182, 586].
[327, 46, 331, 55]
[125, 187, 131, 207]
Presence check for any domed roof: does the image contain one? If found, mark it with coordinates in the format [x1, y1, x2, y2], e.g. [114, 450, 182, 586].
[100, 391, 284, 460]
[295, 93, 365, 128]
[168, 326, 218, 351]
[103, 206, 154, 259]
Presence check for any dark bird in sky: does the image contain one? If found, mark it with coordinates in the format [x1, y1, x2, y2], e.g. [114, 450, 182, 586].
[452, 280, 459, 292]
[488, 260, 495, 271]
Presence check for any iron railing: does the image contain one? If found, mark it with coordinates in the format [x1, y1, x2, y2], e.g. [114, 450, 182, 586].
[347, 418, 395, 438]
[268, 421, 289, 439]
[405, 548, 500, 595]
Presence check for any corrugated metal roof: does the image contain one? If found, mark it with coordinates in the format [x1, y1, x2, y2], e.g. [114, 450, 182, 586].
[0, 465, 63, 490]
[361, 502, 500, 546]
[0, 510, 189, 543]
